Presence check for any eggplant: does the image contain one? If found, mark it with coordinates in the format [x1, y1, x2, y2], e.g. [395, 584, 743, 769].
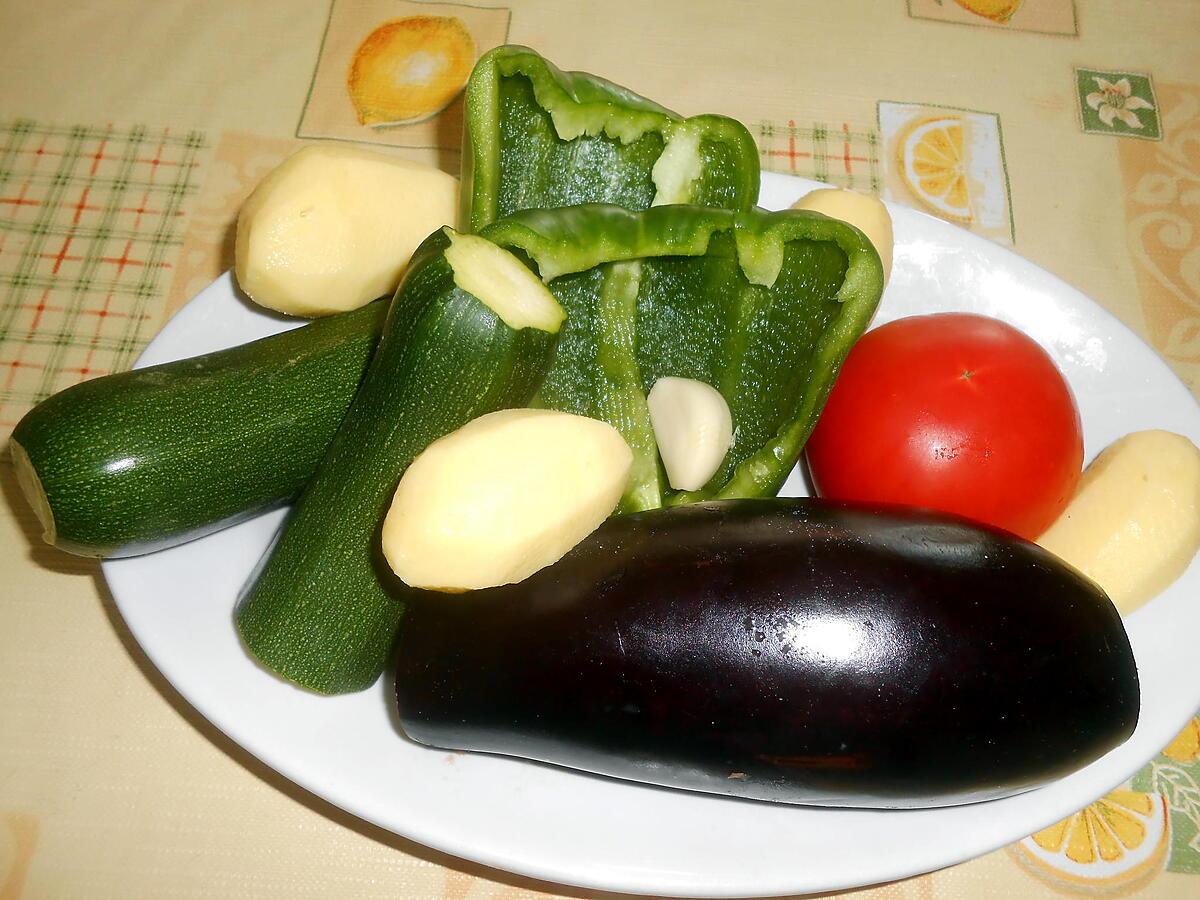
[393, 499, 1139, 808]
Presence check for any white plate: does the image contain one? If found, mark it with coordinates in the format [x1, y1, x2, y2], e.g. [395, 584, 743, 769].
[103, 172, 1200, 897]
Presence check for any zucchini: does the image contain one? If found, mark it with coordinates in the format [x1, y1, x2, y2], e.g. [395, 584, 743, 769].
[10, 300, 387, 557]
[394, 499, 1141, 808]
[235, 228, 564, 694]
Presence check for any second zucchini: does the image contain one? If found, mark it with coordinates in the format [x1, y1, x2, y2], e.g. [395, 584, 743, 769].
[234, 229, 564, 694]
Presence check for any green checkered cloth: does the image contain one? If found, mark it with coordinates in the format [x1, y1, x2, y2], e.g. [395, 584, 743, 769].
[0, 120, 205, 435]
[757, 120, 882, 194]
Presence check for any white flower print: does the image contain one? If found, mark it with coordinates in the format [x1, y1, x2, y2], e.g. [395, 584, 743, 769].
[1086, 77, 1156, 129]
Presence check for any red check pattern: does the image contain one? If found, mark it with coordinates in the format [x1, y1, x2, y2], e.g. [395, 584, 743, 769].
[0, 120, 206, 435]
[757, 120, 882, 193]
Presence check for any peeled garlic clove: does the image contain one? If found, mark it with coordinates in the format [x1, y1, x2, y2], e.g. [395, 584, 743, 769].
[647, 376, 733, 492]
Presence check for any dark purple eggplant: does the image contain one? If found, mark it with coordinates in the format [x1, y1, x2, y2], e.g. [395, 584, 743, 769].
[393, 499, 1139, 808]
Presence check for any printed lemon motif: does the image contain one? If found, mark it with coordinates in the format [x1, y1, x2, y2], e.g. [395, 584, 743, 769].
[1164, 716, 1200, 762]
[953, 0, 1023, 23]
[348, 16, 476, 127]
[897, 117, 973, 223]
[1011, 790, 1170, 892]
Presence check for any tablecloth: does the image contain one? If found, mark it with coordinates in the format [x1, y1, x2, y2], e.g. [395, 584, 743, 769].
[1, 1, 1198, 896]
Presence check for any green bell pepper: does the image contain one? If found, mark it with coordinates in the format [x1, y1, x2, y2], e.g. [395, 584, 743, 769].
[462, 45, 761, 232]
[480, 203, 885, 511]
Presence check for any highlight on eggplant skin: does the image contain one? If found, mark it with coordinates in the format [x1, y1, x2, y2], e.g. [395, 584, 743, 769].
[392, 499, 1140, 809]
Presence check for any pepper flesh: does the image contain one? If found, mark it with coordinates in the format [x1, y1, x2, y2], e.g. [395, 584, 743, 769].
[462, 45, 761, 232]
[481, 204, 885, 510]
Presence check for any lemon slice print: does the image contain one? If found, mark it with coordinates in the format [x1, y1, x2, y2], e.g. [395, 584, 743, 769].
[1164, 716, 1200, 762]
[1010, 790, 1170, 891]
[897, 116, 973, 223]
[348, 16, 477, 127]
[953, 0, 1023, 23]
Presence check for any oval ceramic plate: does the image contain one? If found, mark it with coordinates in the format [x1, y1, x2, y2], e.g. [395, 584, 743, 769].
[103, 172, 1200, 898]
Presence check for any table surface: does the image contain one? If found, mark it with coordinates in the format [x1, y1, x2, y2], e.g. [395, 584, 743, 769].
[1, 1, 1198, 897]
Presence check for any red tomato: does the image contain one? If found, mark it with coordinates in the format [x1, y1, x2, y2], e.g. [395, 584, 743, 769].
[805, 313, 1083, 540]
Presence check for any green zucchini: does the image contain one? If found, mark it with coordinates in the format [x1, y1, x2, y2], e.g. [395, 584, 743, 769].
[235, 228, 564, 694]
[10, 300, 387, 558]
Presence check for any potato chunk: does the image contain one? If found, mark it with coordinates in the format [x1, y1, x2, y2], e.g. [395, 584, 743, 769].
[1038, 429, 1200, 614]
[383, 409, 632, 591]
[792, 188, 893, 282]
[235, 145, 458, 316]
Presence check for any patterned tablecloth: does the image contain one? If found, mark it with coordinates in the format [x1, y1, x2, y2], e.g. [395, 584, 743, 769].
[1, 1, 1198, 897]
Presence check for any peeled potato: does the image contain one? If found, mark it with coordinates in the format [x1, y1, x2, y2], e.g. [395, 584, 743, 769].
[235, 145, 458, 316]
[792, 188, 893, 282]
[383, 409, 632, 592]
[1037, 430, 1200, 614]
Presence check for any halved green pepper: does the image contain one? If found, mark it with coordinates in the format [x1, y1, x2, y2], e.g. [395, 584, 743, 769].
[462, 45, 761, 232]
[481, 203, 885, 511]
